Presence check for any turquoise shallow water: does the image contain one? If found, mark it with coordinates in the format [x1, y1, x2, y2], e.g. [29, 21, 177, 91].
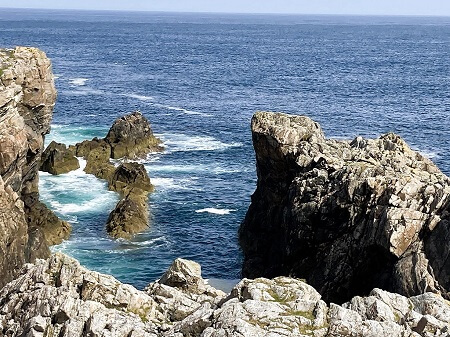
[0, 9, 449, 288]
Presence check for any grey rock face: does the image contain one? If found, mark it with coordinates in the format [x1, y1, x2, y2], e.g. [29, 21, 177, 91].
[1, 253, 449, 337]
[0, 47, 67, 288]
[240, 111, 450, 303]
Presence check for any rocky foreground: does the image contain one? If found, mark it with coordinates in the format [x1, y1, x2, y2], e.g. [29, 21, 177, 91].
[1, 253, 449, 337]
[240, 111, 450, 304]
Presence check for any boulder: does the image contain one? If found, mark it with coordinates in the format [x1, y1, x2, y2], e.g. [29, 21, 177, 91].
[109, 162, 153, 194]
[105, 110, 162, 159]
[105, 163, 154, 239]
[84, 144, 115, 180]
[73, 137, 110, 158]
[22, 192, 71, 245]
[105, 194, 149, 239]
[240, 111, 450, 303]
[40, 140, 80, 175]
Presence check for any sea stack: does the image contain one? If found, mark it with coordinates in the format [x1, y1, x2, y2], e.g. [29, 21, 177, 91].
[240, 111, 450, 303]
[0, 47, 71, 287]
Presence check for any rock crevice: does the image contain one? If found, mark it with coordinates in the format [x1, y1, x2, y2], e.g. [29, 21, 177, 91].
[1, 253, 449, 337]
[0, 47, 70, 288]
[240, 111, 450, 303]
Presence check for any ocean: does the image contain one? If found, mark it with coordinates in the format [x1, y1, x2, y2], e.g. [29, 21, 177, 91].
[0, 8, 449, 289]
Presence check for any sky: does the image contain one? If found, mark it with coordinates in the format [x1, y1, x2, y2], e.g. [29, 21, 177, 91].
[0, 0, 449, 16]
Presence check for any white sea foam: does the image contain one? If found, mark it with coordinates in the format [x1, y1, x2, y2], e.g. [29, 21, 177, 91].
[163, 105, 212, 116]
[152, 103, 212, 116]
[160, 133, 242, 153]
[39, 158, 118, 215]
[62, 88, 104, 96]
[146, 164, 246, 174]
[195, 208, 235, 215]
[69, 78, 89, 86]
[126, 93, 154, 101]
[151, 177, 191, 191]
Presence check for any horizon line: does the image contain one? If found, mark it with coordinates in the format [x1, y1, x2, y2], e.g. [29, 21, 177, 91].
[1, 6, 450, 18]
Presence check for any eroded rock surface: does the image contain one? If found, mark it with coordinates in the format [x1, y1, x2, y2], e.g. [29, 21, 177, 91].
[0, 47, 70, 287]
[40, 141, 79, 175]
[105, 110, 162, 159]
[1, 253, 449, 337]
[240, 111, 450, 303]
[105, 162, 154, 239]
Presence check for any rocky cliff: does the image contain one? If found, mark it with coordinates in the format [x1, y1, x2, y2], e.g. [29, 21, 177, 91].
[240, 111, 450, 304]
[0, 47, 70, 288]
[1, 253, 449, 336]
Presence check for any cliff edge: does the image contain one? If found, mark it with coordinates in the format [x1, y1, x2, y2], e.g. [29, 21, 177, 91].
[0, 47, 70, 288]
[1, 253, 449, 336]
[240, 111, 450, 304]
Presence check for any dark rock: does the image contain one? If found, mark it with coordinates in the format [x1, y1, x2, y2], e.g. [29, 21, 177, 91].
[22, 192, 71, 246]
[105, 194, 149, 240]
[105, 163, 153, 239]
[240, 111, 450, 303]
[73, 137, 110, 158]
[83, 143, 115, 180]
[109, 162, 153, 195]
[40, 141, 80, 175]
[105, 110, 162, 159]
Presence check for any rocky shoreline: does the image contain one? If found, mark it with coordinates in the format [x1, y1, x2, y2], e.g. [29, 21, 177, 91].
[1, 48, 449, 336]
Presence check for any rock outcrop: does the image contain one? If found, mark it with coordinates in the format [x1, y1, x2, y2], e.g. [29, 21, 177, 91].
[106, 163, 154, 239]
[1, 253, 449, 337]
[105, 111, 162, 159]
[40, 141, 79, 175]
[0, 47, 70, 288]
[38, 111, 161, 239]
[240, 111, 450, 304]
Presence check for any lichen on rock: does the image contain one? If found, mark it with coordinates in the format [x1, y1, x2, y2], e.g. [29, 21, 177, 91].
[240, 111, 450, 303]
[1, 253, 449, 337]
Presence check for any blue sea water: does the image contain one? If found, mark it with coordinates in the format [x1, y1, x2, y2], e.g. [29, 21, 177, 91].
[0, 8, 449, 289]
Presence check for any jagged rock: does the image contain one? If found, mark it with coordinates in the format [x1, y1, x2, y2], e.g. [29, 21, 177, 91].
[2, 253, 449, 337]
[40, 140, 80, 175]
[106, 194, 149, 239]
[83, 144, 115, 180]
[105, 110, 162, 159]
[22, 192, 71, 245]
[109, 162, 153, 195]
[72, 137, 110, 158]
[240, 111, 450, 303]
[0, 175, 31, 289]
[0, 47, 68, 287]
[105, 163, 154, 239]
[145, 259, 225, 323]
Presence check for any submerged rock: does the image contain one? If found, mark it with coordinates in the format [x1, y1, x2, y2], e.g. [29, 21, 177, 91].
[0, 47, 69, 287]
[40, 140, 80, 175]
[1, 253, 449, 337]
[240, 111, 450, 303]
